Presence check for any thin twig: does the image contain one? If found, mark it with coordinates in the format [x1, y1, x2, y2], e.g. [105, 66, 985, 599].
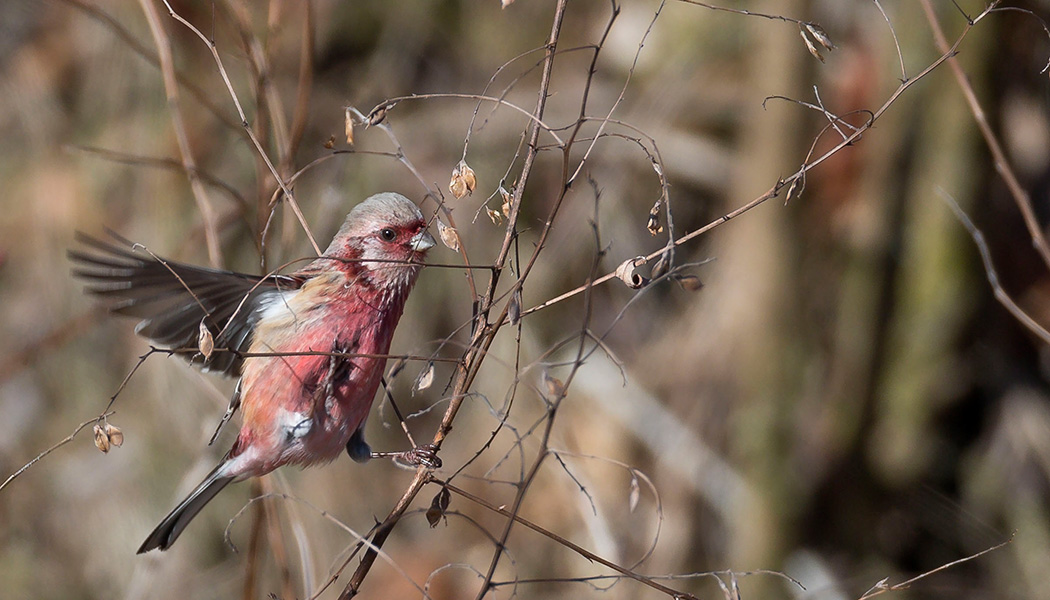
[0, 412, 115, 494]
[919, 0, 1050, 270]
[441, 480, 698, 600]
[59, 0, 241, 132]
[337, 3, 572, 596]
[857, 534, 1013, 599]
[139, 0, 223, 268]
[873, 0, 907, 81]
[521, 4, 998, 318]
[159, 0, 323, 257]
[939, 188, 1050, 344]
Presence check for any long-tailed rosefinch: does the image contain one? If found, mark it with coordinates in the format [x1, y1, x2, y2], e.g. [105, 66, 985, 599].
[71, 192, 435, 553]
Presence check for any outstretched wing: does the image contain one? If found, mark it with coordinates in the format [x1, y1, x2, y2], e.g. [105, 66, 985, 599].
[70, 231, 304, 376]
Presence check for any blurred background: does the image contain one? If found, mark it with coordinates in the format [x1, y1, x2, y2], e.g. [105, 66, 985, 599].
[2, 0, 1050, 598]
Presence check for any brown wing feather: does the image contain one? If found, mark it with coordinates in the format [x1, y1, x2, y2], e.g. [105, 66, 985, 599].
[70, 231, 304, 376]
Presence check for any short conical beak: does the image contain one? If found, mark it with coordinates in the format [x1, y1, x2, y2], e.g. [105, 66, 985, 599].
[409, 229, 436, 252]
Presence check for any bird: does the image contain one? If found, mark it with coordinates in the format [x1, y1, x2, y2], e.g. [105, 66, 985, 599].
[70, 192, 437, 553]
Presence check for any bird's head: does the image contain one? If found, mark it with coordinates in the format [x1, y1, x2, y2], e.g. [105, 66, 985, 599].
[324, 192, 435, 291]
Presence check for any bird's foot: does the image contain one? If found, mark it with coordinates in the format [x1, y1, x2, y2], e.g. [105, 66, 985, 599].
[372, 443, 442, 470]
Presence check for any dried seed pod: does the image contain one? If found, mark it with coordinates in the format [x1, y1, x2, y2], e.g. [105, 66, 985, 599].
[449, 160, 477, 199]
[543, 372, 566, 399]
[426, 487, 451, 527]
[93, 423, 110, 454]
[344, 107, 355, 145]
[323, 136, 335, 149]
[500, 186, 512, 218]
[800, 28, 825, 63]
[449, 166, 468, 199]
[425, 503, 441, 528]
[414, 361, 435, 394]
[803, 22, 835, 51]
[615, 256, 649, 289]
[460, 162, 476, 194]
[628, 474, 640, 513]
[674, 274, 704, 291]
[508, 288, 522, 326]
[198, 321, 214, 360]
[436, 220, 460, 251]
[650, 158, 663, 177]
[105, 423, 124, 448]
[367, 102, 395, 127]
[502, 0, 515, 8]
[486, 207, 503, 225]
[784, 177, 801, 205]
[647, 202, 662, 235]
[650, 251, 670, 280]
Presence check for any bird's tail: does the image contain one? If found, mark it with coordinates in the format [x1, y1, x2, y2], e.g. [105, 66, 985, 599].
[137, 464, 235, 553]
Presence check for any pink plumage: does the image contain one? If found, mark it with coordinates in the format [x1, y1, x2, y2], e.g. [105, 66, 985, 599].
[71, 192, 435, 552]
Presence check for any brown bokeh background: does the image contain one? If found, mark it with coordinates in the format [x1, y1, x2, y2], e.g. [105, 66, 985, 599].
[2, 1, 1050, 598]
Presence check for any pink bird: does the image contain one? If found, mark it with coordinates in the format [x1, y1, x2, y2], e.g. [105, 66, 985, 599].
[71, 192, 436, 552]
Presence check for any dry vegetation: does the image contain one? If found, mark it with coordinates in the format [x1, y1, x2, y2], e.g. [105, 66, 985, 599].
[2, 1, 1050, 599]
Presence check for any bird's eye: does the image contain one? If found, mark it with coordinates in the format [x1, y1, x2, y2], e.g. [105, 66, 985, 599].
[379, 228, 396, 242]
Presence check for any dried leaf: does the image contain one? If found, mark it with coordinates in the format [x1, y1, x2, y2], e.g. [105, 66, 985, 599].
[803, 22, 836, 51]
[436, 220, 460, 251]
[414, 361, 435, 394]
[508, 288, 522, 326]
[344, 107, 355, 145]
[486, 207, 503, 226]
[323, 136, 335, 149]
[674, 274, 704, 291]
[647, 202, 662, 235]
[105, 423, 124, 448]
[800, 28, 825, 63]
[615, 256, 649, 289]
[650, 251, 670, 280]
[93, 423, 110, 453]
[198, 321, 214, 360]
[628, 474, 640, 513]
[501, 0, 515, 8]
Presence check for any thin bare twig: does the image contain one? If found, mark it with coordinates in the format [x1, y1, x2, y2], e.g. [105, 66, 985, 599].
[336, 3, 572, 596]
[919, 0, 1050, 271]
[0, 412, 115, 494]
[158, 0, 323, 257]
[59, 0, 241, 132]
[939, 189, 1050, 344]
[441, 480, 698, 600]
[139, 0, 223, 268]
[522, 2, 999, 318]
[873, 0, 907, 81]
[857, 534, 1013, 599]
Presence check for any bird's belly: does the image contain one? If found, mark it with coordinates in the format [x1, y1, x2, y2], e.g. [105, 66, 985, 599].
[230, 289, 393, 475]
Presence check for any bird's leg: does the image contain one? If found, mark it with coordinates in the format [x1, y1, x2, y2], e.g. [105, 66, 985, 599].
[357, 375, 441, 468]
[208, 379, 242, 445]
[345, 430, 441, 469]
